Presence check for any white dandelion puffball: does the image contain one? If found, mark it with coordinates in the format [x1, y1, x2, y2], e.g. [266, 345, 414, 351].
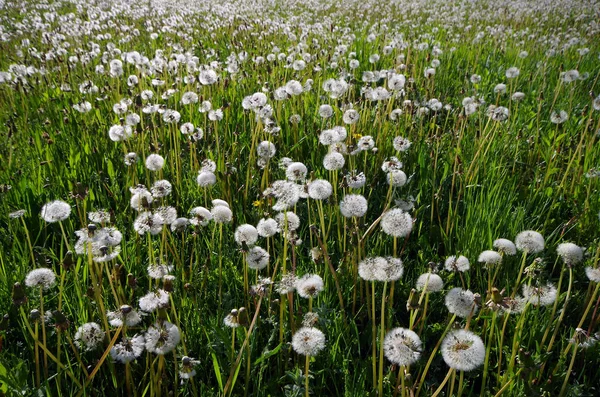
[444, 256, 470, 272]
[197, 171, 217, 187]
[40, 200, 71, 223]
[478, 250, 502, 266]
[381, 208, 413, 237]
[445, 288, 478, 318]
[340, 194, 368, 218]
[211, 205, 233, 223]
[110, 335, 145, 363]
[145, 154, 165, 171]
[556, 243, 583, 266]
[308, 179, 333, 200]
[393, 137, 411, 152]
[292, 327, 326, 356]
[323, 152, 345, 171]
[295, 274, 324, 298]
[387, 170, 407, 187]
[515, 230, 545, 254]
[585, 267, 600, 282]
[145, 321, 181, 355]
[441, 330, 485, 371]
[523, 283, 557, 307]
[246, 246, 269, 270]
[256, 218, 278, 237]
[383, 327, 422, 366]
[74, 322, 105, 351]
[358, 257, 404, 282]
[25, 268, 57, 290]
[493, 239, 517, 255]
[234, 224, 259, 246]
[416, 273, 444, 293]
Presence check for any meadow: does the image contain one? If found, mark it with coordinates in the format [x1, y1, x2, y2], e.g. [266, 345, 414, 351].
[0, 0, 599, 395]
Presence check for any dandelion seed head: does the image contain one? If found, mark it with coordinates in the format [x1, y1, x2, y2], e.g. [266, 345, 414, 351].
[110, 335, 145, 363]
[478, 250, 502, 265]
[145, 321, 180, 355]
[256, 218, 278, 237]
[40, 200, 71, 223]
[211, 205, 233, 223]
[416, 273, 444, 293]
[189, 207, 212, 226]
[585, 267, 600, 282]
[340, 194, 368, 218]
[286, 162, 308, 182]
[235, 224, 259, 246]
[25, 268, 56, 290]
[246, 246, 269, 270]
[145, 154, 165, 171]
[515, 230, 545, 254]
[444, 255, 470, 272]
[139, 289, 170, 312]
[523, 283, 557, 306]
[441, 330, 485, 371]
[323, 152, 345, 171]
[387, 170, 407, 187]
[295, 274, 324, 298]
[556, 243, 583, 266]
[381, 208, 413, 237]
[493, 238, 517, 255]
[383, 327, 422, 366]
[74, 322, 105, 351]
[292, 327, 326, 356]
[308, 179, 333, 200]
[445, 288, 478, 318]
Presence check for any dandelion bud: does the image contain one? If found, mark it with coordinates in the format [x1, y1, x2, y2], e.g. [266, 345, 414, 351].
[406, 289, 420, 311]
[62, 251, 74, 270]
[29, 309, 41, 322]
[163, 275, 175, 292]
[0, 314, 9, 331]
[86, 285, 95, 300]
[238, 307, 249, 327]
[127, 273, 137, 289]
[52, 310, 70, 331]
[12, 282, 27, 306]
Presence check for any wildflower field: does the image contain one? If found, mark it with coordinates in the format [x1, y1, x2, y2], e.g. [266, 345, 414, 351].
[1, 0, 600, 395]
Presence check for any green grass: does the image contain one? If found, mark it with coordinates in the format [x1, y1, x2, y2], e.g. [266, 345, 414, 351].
[0, 0, 599, 396]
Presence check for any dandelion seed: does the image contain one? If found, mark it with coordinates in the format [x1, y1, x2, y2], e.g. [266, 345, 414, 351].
[180, 356, 200, 379]
[346, 172, 366, 189]
[550, 110, 568, 124]
[292, 327, 326, 356]
[256, 218, 278, 237]
[246, 246, 269, 270]
[40, 200, 71, 223]
[445, 288, 478, 318]
[108, 305, 142, 327]
[9, 209, 26, 219]
[441, 330, 485, 371]
[339, 194, 368, 218]
[286, 162, 308, 182]
[556, 243, 583, 266]
[211, 205, 233, 224]
[515, 230, 545, 254]
[381, 208, 413, 237]
[308, 179, 333, 200]
[145, 154, 165, 171]
[416, 273, 444, 293]
[585, 267, 600, 282]
[25, 268, 56, 290]
[444, 256, 470, 272]
[189, 207, 212, 226]
[383, 327, 422, 366]
[478, 250, 502, 266]
[124, 152, 137, 166]
[74, 322, 105, 351]
[110, 335, 145, 363]
[493, 238, 517, 255]
[147, 262, 173, 279]
[523, 283, 557, 306]
[234, 224, 259, 246]
[145, 320, 180, 355]
[323, 152, 345, 171]
[295, 274, 324, 298]
[276, 273, 297, 294]
[139, 289, 170, 312]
